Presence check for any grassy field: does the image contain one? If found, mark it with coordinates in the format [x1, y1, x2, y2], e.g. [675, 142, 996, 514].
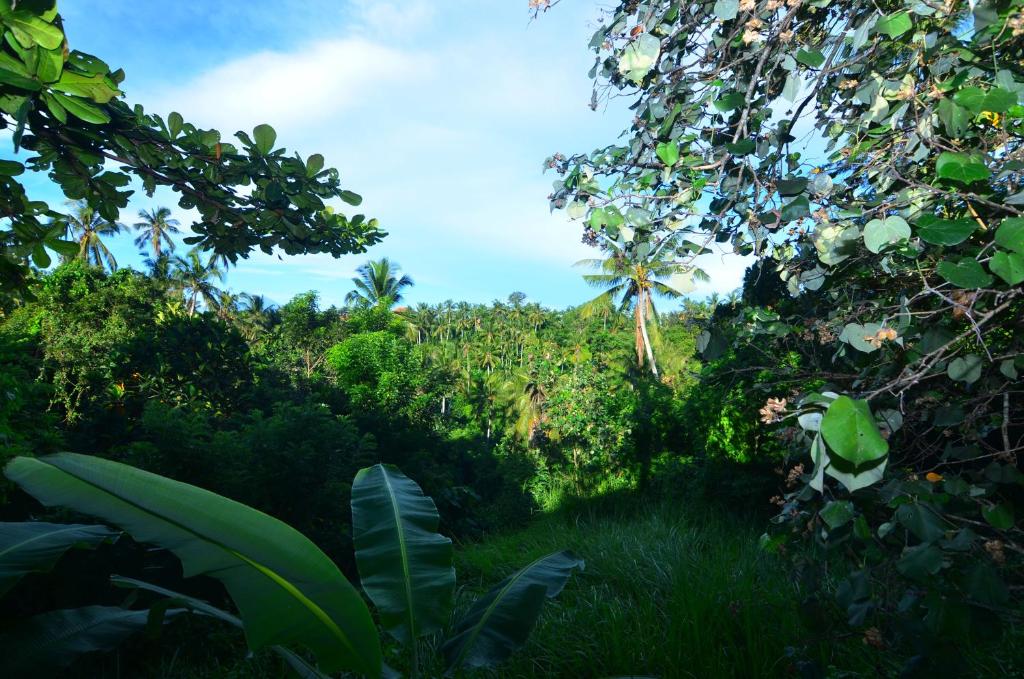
[431, 496, 871, 679]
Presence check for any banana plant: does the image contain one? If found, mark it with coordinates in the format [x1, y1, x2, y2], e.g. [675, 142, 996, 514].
[350, 463, 584, 677]
[3, 456, 583, 677]
[4, 453, 382, 677]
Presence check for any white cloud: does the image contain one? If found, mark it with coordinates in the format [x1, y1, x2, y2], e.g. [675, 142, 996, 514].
[351, 0, 436, 38]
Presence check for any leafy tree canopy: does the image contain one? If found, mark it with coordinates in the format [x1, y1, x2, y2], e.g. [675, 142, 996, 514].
[0, 0, 384, 299]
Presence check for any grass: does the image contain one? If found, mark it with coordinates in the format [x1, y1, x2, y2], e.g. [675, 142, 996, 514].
[439, 494, 872, 679]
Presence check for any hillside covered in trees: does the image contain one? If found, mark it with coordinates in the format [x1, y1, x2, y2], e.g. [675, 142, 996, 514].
[2, 1, 1023, 678]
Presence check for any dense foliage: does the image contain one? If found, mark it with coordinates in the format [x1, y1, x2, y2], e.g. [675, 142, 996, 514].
[546, 0, 1024, 672]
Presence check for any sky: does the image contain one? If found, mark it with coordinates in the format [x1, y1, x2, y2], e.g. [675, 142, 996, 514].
[11, 0, 749, 309]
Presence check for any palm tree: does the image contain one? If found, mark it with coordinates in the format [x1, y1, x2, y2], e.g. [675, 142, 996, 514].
[133, 207, 180, 258]
[577, 235, 694, 378]
[171, 249, 225, 316]
[61, 201, 123, 272]
[345, 257, 413, 308]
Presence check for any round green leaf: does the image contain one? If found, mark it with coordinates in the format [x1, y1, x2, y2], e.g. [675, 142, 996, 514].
[714, 91, 745, 112]
[655, 142, 679, 166]
[935, 152, 990, 183]
[953, 86, 1018, 114]
[915, 216, 976, 246]
[618, 34, 660, 83]
[863, 216, 910, 253]
[947, 354, 983, 384]
[994, 218, 1024, 253]
[982, 504, 1014, 530]
[820, 396, 889, 470]
[875, 12, 912, 38]
[253, 124, 277, 154]
[936, 258, 994, 288]
[990, 251, 1024, 285]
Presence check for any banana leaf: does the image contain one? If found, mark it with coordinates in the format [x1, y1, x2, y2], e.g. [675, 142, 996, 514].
[442, 550, 583, 672]
[0, 521, 119, 595]
[351, 463, 455, 644]
[0, 605, 183, 674]
[4, 453, 381, 677]
[112, 576, 331, 679]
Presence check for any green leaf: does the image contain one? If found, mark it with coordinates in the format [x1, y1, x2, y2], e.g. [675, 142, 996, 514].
[780, 195, 810, 222]
[781, 73, 800, 103]
[777, 178, 808, 196]
[915, 216, 976, 246]
[3, 10, 65, 50]
[52, 71, 120, 103]
[0, 606, 182, 675]
[947, 354, 983, 384]
[3, 454, 382, 677]
[966, 563, 1009, 607]
[820, 396, 889, 470]
[351, 464, 454, 645]
[820, 501, 855, 529]
[863, 215, 910, 253]
[990, 251, 1024, 285]
[953, 86, 1018, 114]
[49, 91, 109, 124]
[0, 159, 24, 176]
[935, 152, 990, 184]
[306, 153, 325, 177]
[895, 503, 946, 543]
[34, 46, 63, 83]
[167, 111, 183, 138]
[253, 123, 277, 154]
[0, 522, 119, 595]
[339, 190, 362, 206]
[655, 141, 679, 166]
[937, 99, 970, 137]
[982, 504, 1014, 530]
[936, 258, 994, 288]
[896, 544, 943, 580]
[714, 91, 745, 112]
[725, 139, 755, 155]
[795, 48, 825, 69]
[839, 322, 884, 354]
[618, 34, 660, 83]
[442, 551, 583, 672]
[712, 0, 738, 20]
[994, 218, 1024, 253]
[875, 12, 913, 38]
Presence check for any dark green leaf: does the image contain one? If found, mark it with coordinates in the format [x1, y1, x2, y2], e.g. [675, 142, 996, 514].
[3, 454, 382, 677]
[780, 196, 810, 222]
[990, 251, 1024, 285]
[897, 544, 943, 580]
[49, 91, 109, 124]
[0, 606, 182, 675]
[936, 258, 994, 288]
[895, 503, 946, 543]
[916, 216, 976, 245]
[725, 139, 755, 155]
[339, 190, 362, 206]
[795, 48, 825, 68]
[982, 504, 1014, 530]
[442, 551, 583, 672]
[953, 86, 1018, 114]
[714, 92, 745, 112]
[351, 464, 454, 645]
[820, 501, 855, 529]
[0, 522, 119, 595]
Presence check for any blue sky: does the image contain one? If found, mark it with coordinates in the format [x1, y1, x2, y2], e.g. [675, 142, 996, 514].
[13, 1, 749, 309]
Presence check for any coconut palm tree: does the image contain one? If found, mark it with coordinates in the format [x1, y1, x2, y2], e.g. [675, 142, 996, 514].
[61, 201, 123, 272]
[171, 249, 226, 316]
[133, 207, 180, 258]
[344, 257, 413, 308]
[577, 235, 697, 378]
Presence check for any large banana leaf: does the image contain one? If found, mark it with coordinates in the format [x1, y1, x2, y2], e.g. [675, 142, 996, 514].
[351, 463, 454, 644]
[0, 521, 119, 595]
[442, 550, 583, 672]
[112, 576, 331, 679]
[4, 454, 382, 677]
[0, 605, 183, 674]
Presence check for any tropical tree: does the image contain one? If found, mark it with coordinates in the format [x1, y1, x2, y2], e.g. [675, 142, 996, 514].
[59, 202, 123, 272]
[577, 235, 694, 378]
[345, 258, 414, 308]
[171, 249, 225, 316]
[132, 207, 180, 258]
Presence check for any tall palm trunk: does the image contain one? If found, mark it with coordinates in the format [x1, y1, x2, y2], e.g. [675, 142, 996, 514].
[637, 288, 659, 378]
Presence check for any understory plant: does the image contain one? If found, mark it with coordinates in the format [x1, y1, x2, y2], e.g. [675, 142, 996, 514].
[0, 455, 582, 677]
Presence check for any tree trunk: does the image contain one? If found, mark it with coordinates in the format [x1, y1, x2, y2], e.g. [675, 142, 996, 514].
[637, 289, 659, 378]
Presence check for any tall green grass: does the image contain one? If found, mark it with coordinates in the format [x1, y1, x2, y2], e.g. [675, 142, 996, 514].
[444, 496, 872, 679]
